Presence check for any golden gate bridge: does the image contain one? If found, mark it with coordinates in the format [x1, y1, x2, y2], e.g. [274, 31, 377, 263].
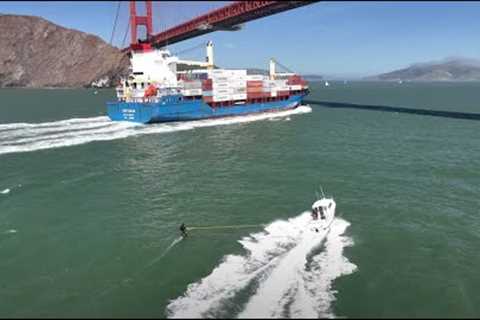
[111, 1, 320, 53]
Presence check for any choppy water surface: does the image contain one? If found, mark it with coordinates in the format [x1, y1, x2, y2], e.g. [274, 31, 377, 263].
[1, 82, 479, 317]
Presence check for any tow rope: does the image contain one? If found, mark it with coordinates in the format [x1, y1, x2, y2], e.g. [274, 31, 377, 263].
[186, 224, 265, 231]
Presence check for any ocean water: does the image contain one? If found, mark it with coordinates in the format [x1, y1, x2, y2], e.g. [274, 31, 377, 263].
[0, 82, 479, 317]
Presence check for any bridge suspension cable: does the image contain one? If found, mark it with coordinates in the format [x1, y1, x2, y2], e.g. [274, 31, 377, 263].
[172, 41, 208, 57]
[121, 20, 130, 49]
[109, 1, 121, 45]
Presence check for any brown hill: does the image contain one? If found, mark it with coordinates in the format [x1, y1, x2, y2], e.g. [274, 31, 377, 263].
[0, 14, 130, 88]
[366, 57, 480, 81]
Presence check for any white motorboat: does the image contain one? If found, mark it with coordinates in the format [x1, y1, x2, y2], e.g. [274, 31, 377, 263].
[309, 197, 336, 233]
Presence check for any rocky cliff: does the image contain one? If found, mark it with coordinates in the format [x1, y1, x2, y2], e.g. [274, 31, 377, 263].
[0, 14, 130, 88]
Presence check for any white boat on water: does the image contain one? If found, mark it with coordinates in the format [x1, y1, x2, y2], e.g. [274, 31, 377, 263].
[309, 196, 336, 233]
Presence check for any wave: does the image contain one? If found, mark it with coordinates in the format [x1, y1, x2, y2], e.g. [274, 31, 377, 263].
[0, 106, 311, 156]
[1, 188, 10, 194]
[165, 212, 356, 318]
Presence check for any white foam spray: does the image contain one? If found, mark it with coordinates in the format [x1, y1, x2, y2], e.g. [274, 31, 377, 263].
[166, 212, 357, 319]
[1, 188, 10, 194]
[0, 106, 311, 156]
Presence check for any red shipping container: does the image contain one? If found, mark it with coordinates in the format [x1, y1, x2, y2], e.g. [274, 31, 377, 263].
[202, 79, 213, 90]
[287, 75, 306, 85]
[247, 92, 270, 99]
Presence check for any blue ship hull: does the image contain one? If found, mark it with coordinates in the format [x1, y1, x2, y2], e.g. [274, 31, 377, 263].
[107, 94, 306, 123]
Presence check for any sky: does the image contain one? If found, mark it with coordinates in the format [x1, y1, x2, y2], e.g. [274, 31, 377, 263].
[1, 1, 480, 78]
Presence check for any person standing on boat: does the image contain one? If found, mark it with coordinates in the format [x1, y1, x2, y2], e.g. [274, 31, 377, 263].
[319, 207, 325, 220]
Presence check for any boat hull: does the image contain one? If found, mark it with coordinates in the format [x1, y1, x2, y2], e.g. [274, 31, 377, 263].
[107, 94, 306, 123]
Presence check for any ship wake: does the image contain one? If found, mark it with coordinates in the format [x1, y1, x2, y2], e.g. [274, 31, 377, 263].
[165, 212, 357, 318]
[0, 105, 311, 155]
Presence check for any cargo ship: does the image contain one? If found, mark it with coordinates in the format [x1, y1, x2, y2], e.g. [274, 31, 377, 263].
[107, 41, 309, 123]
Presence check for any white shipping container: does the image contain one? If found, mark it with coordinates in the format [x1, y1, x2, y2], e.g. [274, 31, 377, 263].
[212, 88, 234, 95]
[212, 82, 230, 89]
[212, 95, 231, 102]
[182, 89, 202, 96]
[211, 78, 246, 84]
[183, 81, 202, 89]
[289, 85, 302, 90]
[232, 94, 247, 100]
[210, 76, 229, 82]
[228, 83, 247, 89]
[214, 70, 245, 77]
[212, 83, 246, 90]
[246, 75, 265, 81]
[232, 88, 246, 93]
[211, 69, 228, 75]
[229, 78, 247, 83]
[227, 69, 247, 76]
[274, 80, 288, 86]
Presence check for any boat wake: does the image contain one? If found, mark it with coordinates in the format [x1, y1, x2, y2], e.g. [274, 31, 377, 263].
[145, 236, 184, 269]
[0, 105, 311, 156]
[165, 212, 357, 318]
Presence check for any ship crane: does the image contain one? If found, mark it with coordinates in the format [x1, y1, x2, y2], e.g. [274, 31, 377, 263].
[174, 41, 215, 70]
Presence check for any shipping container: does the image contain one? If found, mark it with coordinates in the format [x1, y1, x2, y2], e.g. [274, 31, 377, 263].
[246, 75, 266, 81]
[212, 95, 231, 102]
[210, 69, 228, 75]
[182, 89, 202, 96]
[212, 82, 230, 89]
[210, 76, 229, 82]
[247, 80, 263, 86]
[247, 92, 270, 99]
[232, 94, 247, 100]
[232, 88, 246, 93]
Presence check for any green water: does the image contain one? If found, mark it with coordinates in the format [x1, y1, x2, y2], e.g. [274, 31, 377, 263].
[1, 82, 479, 318]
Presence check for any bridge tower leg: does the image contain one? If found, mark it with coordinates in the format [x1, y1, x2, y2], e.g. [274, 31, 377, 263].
[130, 1, 153, 45]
